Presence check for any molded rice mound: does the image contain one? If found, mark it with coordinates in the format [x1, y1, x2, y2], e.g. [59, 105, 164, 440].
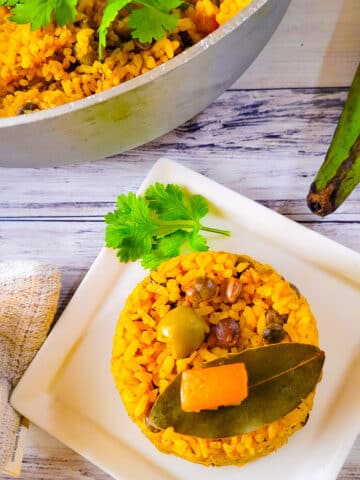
[111, 251, 319, 466]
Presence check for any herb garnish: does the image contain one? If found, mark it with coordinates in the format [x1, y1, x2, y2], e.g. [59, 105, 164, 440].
[99, 0, 182, 58]
[0, 0, 20, 6]
[1, 0, 183, 59]
[1, 0, 78, 29]
[105, 183, 231, 270]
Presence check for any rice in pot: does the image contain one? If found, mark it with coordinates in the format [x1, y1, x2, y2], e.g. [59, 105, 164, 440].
[0, 0, 252, 117]
[111, 251, 319, 466]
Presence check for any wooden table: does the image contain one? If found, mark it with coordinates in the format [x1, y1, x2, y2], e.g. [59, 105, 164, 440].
[1, 0, 359, 478]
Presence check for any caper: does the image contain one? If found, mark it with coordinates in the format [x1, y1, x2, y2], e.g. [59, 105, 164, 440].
[212, 318, 240, 347]
[225, 278, 242, 303]
[185, 276, 217, 304]
[158, 306, 209, 359]
[265, 308, 288, 326]
[262, 323, 286, 344]
[16, 103, 39, 115]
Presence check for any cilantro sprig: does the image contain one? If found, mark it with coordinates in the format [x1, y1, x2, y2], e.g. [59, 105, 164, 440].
[3, 0, 78, 29]
[99, 0, 182, 58]
[105, 183, 231, 270]
[2, 0, 183, 60]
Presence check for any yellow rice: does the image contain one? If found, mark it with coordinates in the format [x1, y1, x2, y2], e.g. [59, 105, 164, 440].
[0, 0, 252, 117]
[111, 251, 319, 466]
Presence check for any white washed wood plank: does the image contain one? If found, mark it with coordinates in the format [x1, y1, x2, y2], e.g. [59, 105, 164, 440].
[22, 424, 113, 478]
[2, 200, 360, 223]
[2, 220, 360, 264]
[0, 221, 103, 308]
[1, 88, 360, 219]
[1, 219, 360, 310]
[234, 0, 360, 88]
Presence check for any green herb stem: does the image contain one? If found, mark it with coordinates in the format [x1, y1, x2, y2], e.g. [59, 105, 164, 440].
[155, 220, 195, 236]
[199, 224, 231, 237]
[155, 221, 230, 237]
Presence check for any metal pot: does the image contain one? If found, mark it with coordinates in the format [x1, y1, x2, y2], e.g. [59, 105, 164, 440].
[0, 0, 291, 167]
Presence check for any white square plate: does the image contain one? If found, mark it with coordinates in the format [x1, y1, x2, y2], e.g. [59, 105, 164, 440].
[12, 158, 360, 480]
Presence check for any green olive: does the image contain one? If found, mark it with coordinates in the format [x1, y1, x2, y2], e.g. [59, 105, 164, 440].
[157, 306, 209, 359]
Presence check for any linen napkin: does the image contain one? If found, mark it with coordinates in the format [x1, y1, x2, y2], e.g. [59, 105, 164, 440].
[0, 261, 61, 477]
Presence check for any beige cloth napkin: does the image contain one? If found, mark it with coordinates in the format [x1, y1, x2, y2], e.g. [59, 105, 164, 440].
[0, 261, 61, 477]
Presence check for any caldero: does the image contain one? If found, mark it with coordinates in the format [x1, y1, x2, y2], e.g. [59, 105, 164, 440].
[0, 0, 291, 167]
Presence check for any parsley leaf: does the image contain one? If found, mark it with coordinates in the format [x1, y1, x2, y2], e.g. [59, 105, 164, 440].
[11, 0, 77, 29]
[105, 183, 231, 270]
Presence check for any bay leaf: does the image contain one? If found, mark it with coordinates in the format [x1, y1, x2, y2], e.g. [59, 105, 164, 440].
[148, 343, 325, 438]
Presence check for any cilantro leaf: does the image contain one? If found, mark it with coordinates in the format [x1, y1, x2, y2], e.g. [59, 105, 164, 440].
[105, 183, 231, 270]
[141, 230, 188, 270]
[188, 230, 209, 252]
[188, 194, 208, 221]
[98, 0, 128, 58]
[98, 0, 181, 59]
[145, 183, 209, 224]
[0, 0, 20, 7]
[105, 192, 158, 262]
[154, 230, 189, 258]
[11, 0, 77, 28]
[141, 253, 164, 271]
[11, 0, 54, 28]
[145, 183, 193, 221]
[128, 0, 181, 44]
[144, 0, 183, 9]
[54, 0, 78, 26]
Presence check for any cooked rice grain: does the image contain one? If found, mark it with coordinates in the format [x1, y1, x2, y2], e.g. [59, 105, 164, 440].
[112, 251, 319, 466]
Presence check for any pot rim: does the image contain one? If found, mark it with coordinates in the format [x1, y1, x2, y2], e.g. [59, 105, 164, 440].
[0, 0, 268, 128]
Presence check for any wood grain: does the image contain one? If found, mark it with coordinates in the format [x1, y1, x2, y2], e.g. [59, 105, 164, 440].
[1, 85, 359, 478]
[1, 87, 360, 218]
[234, 0, 360, 88]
